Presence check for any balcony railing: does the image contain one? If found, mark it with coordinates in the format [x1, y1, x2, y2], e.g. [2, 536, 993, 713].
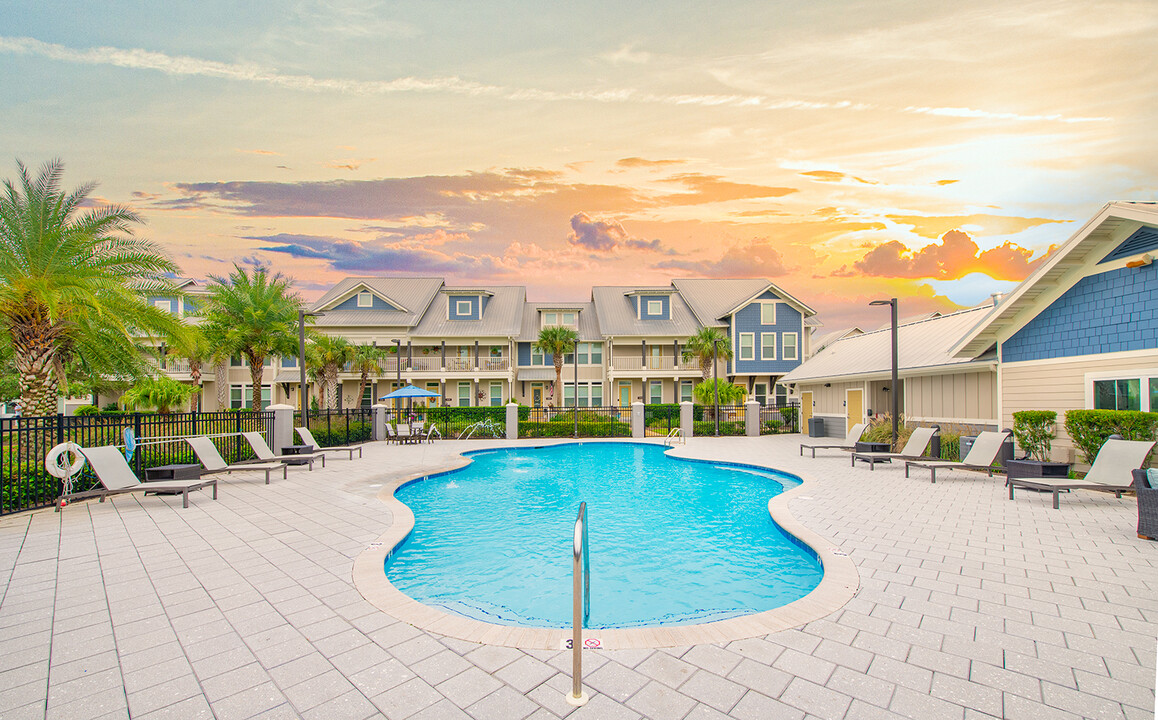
[388, 357, 511, 373]
[611, 357, 702, 372]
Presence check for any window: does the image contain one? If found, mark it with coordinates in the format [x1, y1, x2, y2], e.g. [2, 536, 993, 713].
[680, 381, 693, 403]
[282, 355, 297, 368]
[543, 312, 557, 325]
[649, 345, 663, 370]
[357, 291, 373, 308]
[1094, 379, 1141, 411]
[562, 312, 576, 325]
[578, 384, 589, 408]
[650, 380, 663, 404]
[776, 384, 788, 403]
[564, 384, 575, 406]
[739, 333, 755, 361]
[647, 300, 663, 316]
[577, 344, 588, 364]
[153, 299, 172, 313]
[755, 383, 767, 405]
[589, 343, 602, 364]
[761, 302, 776, 324]
[230, 385, 271, 410]
[591, 384, 602, 406]
[458, 381, 471, 407]
[1152, 378, 1158, 413]
[782, 332, 799, 361]
[489, 381, 503, 407]
[361, 383, 374, 408]
[231, 355, 244, 367]
[531, 346, 546, 366]
[761, 333, 776, 361]
[456, 300, 472, 317]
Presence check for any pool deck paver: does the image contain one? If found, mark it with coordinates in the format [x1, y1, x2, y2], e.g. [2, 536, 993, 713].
[0, 434, 1153, 719]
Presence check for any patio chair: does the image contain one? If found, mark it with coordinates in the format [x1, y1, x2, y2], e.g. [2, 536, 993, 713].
[396, 424, 418, 444]
[241, 431, 325, 470]
[799, 422, 867, 458]
[64, 445, 217, 509]
[905, 430, 1011, 483]
[850, 426, 940, 471]
[384, 423, 399, 444]
[1008, 438, 1156, 509]
[295, 427, 364, 460]
[186, 436, 288, 485]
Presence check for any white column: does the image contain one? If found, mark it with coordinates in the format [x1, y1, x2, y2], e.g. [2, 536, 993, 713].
[631, 401, 645, 438]
[506, 402, 519, 440]
[267, 404, 295, 452]
[371, 404, 389, 441]
[745, 400, 761, 437]
[680, 401, 694, 439]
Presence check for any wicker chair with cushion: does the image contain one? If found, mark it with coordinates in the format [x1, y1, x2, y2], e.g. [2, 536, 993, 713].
[1134, 468, 1158, 540]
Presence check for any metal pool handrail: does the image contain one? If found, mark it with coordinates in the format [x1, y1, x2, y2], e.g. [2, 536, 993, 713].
[567, 501, 590, 706]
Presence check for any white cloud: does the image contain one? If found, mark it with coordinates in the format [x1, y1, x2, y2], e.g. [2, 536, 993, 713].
[921, 272, 1019, 306]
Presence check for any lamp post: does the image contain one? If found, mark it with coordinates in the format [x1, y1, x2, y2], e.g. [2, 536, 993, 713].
[712, 338, 721, 437]
[869, 298, 899, 449]
[573, 341, 579, 438]
[391, 339, 402, 421]
[298, 309, 321, 427]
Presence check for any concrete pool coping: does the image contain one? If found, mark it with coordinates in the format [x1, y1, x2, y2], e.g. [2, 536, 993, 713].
[352, 438, 859, 649]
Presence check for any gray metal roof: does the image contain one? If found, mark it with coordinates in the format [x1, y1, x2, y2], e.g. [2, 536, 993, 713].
[673, 278, 816, 325]
[518, 302, 601, 341]
[411, 286, 526, 338]
[590, 286, 702, 337]
[310, 277, 443, 327]
[271, 369, 301, 384]
[516, 367, 558, 380]
[780, 305, 996, 384]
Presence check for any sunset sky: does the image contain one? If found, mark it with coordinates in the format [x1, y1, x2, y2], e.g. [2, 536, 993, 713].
[2, 1, 1155, 330]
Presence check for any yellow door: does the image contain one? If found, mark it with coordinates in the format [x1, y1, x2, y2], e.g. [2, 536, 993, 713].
[847, 389, 863, 433]
[619, 382, 632, 406]
[800, 391, 813, 427]
[531, 383, 543, 407]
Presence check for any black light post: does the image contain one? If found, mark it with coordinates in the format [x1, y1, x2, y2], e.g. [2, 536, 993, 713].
[298, 310, 321, 427]
[573, 342, 579, 438]
[391, 339, 402, 422]
[869, 298, 899, 449]
[712, 339, 721, 437]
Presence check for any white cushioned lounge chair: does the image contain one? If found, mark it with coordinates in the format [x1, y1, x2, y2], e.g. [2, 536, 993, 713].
[800, 422, 867, 458]
[1008, 438, 1156, 509]
[905, 430, 1011, 483]
[241, 431, 325, 470]
[295, 426, 364, 460]
[65, 445, 217, 509]
[850, 426, 940, 471]
[187, 436, 287, 484]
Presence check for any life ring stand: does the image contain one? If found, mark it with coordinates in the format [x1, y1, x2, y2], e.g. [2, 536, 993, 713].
[45, 442, 86, 507]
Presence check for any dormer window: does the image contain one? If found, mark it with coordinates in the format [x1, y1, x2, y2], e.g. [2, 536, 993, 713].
[357, 291, 373, 308]
[542, 311, 577, 327]
[456, 300, 472, 316]
[647, 300, 662, 316]
[153, 299, 172, 314]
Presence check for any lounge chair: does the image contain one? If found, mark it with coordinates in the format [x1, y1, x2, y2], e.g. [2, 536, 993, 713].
[799, 422, 867, 458]
[295, 427, 365, 460]
[905, 430, 1011, 483]
[1008, 438, 1156, 509]
[64, 446, 217, 509]
[241, 431, 325, 470]
[187, 436, 288, 484]
[384, 424, 399, 444]
[850, 426, 940, 470]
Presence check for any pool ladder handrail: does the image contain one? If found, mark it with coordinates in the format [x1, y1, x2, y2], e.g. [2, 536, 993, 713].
[663, 427, 685, 446]
[568, 502, 590, 705]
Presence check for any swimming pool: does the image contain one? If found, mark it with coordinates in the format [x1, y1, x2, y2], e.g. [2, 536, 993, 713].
[384, 442, 823, 628]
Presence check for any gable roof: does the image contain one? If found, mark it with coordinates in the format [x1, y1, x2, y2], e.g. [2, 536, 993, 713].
[811, 327, 863, 356]
[411, 286, 526, 338]
[673, 278, 817, 326]
[951, 202, 1158, 358]
[518, 302, 601, 342]
[310, 277, 443, 328]
[780, 305, 996, 384]
[590, 285, 701, 337]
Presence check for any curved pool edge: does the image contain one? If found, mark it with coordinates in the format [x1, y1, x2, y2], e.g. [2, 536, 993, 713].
[351, 438, 860, 650]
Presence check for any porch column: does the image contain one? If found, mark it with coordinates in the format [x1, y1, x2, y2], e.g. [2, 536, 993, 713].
[474, 340, 480, 370]
[631, 401, 645, 439]
[440, 341, 446, 370]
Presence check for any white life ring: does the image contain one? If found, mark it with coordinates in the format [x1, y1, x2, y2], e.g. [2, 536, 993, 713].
[45, 442, 86, 479]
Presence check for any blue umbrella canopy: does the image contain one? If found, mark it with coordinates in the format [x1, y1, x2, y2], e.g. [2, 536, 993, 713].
[379, 384, 441, 400]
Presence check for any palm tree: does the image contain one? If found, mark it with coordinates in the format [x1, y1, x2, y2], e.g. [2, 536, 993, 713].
[307, 334, 354, 409]
[534, 325, 579, 407]
[0, 159, 181, 416]
[350, 344, 386, 407]
[200, 265, 302, 411]
[166, 324, 212, 411]
[682, 327, 733, 382]
[120, 375, 195, 414]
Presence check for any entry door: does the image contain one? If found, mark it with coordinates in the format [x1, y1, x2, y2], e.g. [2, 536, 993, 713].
[531, 383, 543, 407]
[800, 391, 813, 426]
[619, 382, 632, 406]
[847, 389, 864, 433]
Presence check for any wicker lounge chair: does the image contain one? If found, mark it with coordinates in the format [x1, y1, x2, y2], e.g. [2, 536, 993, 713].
[850, 426, 940, 470]
[186, 436, 288, 485]
[1135, 468, 1158, 539]
[1007, 438, 1155, 509]
[66, 445, 217, 509]
[295, 427, 365, 460]
[905, 430, 1011, 483]
[799, 422, 867, 458]
[241, 431, 325, 470]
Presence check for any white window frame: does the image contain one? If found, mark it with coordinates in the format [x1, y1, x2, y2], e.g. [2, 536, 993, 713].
[531, 346, 546, 366]
[760, 302, 777, 325]
[543, 312, 557, 326]
[739, 333, 755, 361]
[1083, 368, 1158, 412]
[356, 291, 373, 308]
[455, 299, 473, 317]
[782, 332, 799, 361]
[680, 381, 693, 403]
[649, 380, 663, 404]
[153, 299, 172, 313]
[589, 343, 603, 365]
[590, 383, 603, 406]
[760, 332, 776, 361]
[755, 382, 768, 405]
[457, 381, 471, 407]
[230, 384, 272, 410]
[562, 311, 576, 325]
[647, 300, 663, 317]
[489, 381, 503, 407]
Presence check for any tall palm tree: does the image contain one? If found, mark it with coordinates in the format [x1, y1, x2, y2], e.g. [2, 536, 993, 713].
[307, 334, 354, 409]
[166, 324, 211, 411]
[534, 325, 579, 407]
[200, 265, 302, 411]
[0, 159, 181, 416]
[350, 344, 386, 407]
[682, 327, 733, 382]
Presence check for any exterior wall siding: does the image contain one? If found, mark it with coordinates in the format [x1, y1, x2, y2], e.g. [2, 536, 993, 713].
[1003, 262, 1158, 363]
[640, 295, 670, 320]
[448, 295, 481, 321]
[330, 292, 400, 312]
[904, 370, 998, 425]
[731, 294, 804, 376]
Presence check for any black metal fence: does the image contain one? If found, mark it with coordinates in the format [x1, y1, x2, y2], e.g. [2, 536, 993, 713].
[421, 407, 507, 440]
[1, 410, 273, 516]
[522, 406, 631, 438]
[760, 401, 801, 435]
[298, 408, 374, 447]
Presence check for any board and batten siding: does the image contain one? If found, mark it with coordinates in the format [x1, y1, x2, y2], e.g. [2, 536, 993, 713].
[905, 370, 998, 427]
[1000, 349, 1158, 464]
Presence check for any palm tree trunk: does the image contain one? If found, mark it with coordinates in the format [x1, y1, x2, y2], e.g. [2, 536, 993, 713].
[248, 357, 265, 411]
[10, 313, 63, 417]
[215, 357, 229, 410]
[553, 358, 564, 408]
[325, 366, 338, 409]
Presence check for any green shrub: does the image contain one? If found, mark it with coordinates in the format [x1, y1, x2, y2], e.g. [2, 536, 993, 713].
[1064, 409, 1158, 465]
[939, 431, 960, 461]
[762, 419, 785, 434]
[779, 406, 798, 426]
[308, 421, 372, 447]
[860, 414, 911, 451]
[692, 420, 745, 436]
[1011, 410, 1057, 461]
[519, 421, 628, 438]
[72, 405, 99, 416]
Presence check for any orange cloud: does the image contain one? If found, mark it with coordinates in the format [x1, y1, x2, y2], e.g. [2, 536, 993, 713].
[800, 170, 877, 185]
[886, 213, 1063, 240]
[854, 229, 1048, 281]
[655, 173, 797, 205]
[616, 157, 686, 170]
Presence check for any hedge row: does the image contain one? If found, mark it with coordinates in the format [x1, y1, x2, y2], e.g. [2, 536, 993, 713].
[1063, 409, 1158, 465]
[519, 421, 630, 438]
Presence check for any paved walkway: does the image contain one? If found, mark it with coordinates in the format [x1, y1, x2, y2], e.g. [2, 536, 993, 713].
[0, 435, 1154, 719]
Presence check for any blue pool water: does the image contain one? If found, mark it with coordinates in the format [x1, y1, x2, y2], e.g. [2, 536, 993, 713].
[385, 442, 823, 628]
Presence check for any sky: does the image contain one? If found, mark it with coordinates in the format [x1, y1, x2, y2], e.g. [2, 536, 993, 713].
[2, 0, 1155, 331]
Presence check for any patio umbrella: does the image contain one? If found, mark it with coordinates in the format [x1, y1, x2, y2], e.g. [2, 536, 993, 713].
[378, 384, 440, 400]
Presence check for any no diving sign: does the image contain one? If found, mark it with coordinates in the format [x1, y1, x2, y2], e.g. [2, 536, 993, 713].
[560, 637, 602, 650]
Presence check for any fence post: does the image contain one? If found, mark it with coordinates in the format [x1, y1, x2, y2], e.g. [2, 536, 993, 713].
[268, 404, 294, 453]
[235, 412, 242, 462]
[506, 402, 518, 440]
[133, 412, 143, 477]
[680, 401, 694, 439]
[745, 400, 760, 437]
[631, 402, 644, 439]
[371, 404, 388, 441]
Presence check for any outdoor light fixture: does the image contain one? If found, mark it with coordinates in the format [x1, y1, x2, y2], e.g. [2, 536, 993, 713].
[299, 309, 322, 424]
[869, 298, 899, 448]
[1126, 253, 1153, 268]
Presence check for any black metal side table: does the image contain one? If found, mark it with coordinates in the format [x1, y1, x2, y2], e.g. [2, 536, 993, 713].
[281, 445, 315, 466]
[853, 441, 891, 464]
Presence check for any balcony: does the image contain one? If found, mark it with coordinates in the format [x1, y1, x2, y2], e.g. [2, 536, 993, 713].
[611, 357, 702, 373]
[387, 357, 511, 373]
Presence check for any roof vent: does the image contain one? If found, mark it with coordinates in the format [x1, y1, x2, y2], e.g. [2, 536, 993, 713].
[990, 292, 1003, 307]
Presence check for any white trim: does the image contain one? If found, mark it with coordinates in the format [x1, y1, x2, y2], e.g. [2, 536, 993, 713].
[739, 332, 755, 361]
[760, 332, 777, 361]
[454, 299, 473, 317]
[760, 301, 777, 325]
[646, 299, 663, 317]
[788, 360, 997, 385]
[782, 332, 799, 361]
[1082, 367, 1158, 412]
[153, 299, 172, 314]
[907, 415, 1000, 426]
[356, 291, 373, 308]
[1001, 346, 1158, 368]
